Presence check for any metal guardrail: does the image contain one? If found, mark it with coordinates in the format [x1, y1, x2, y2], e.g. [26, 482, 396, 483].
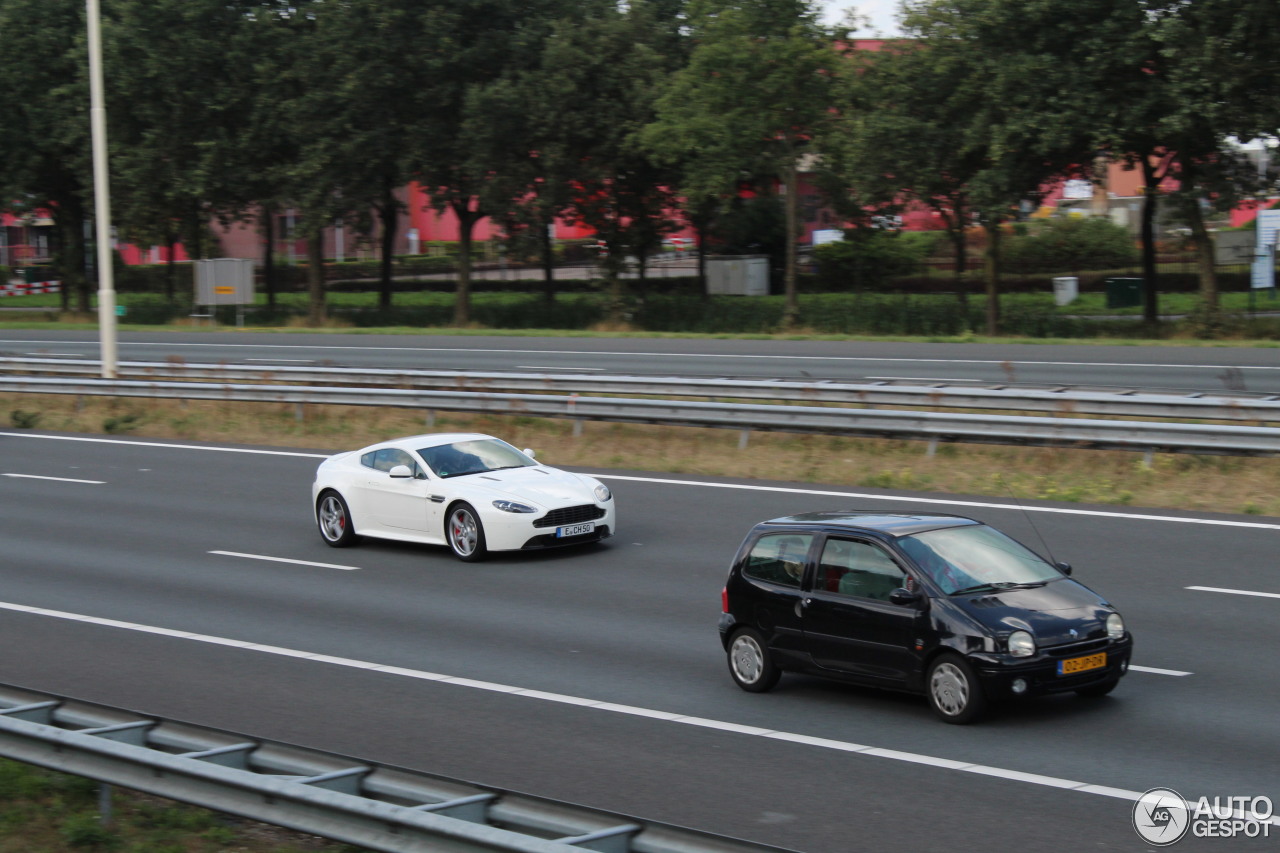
[3, 374, 1280, 455]
[3, 357, 1279, 422]
[0, 685, 789, 853]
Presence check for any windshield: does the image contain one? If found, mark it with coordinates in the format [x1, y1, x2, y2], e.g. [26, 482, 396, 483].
[898, 525, 1059, 595]
[416, 438, 536, 479]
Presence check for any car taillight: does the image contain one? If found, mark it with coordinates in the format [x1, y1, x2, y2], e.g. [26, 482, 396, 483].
[721, 586, 729, 613]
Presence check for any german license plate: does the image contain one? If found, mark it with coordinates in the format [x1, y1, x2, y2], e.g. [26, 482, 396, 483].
[1058, 652, 1107, 675]
[556, 521, 595, 538]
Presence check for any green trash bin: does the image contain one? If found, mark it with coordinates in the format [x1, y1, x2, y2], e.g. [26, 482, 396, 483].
[1105, 277, 1143, 309]
[22, 265, 52, 284]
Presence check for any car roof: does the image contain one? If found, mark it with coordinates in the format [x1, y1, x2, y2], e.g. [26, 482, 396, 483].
[757, 511, 980, 538]
[366, 433, 497, 452]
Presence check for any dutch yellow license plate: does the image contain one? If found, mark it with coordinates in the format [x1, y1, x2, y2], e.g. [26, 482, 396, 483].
[1058, 652, 1107, 675]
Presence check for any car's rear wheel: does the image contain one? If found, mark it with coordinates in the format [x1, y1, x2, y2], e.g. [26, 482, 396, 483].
[727, 628, 781, 693]
[447, 502, 488, 562]
[1076, 676, 1120, 698]
[926, 653, 986, 724]
[317, 492, 358, 547]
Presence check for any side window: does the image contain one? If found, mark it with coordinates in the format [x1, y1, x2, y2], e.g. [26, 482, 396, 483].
[742, 533, 813, 588]
[360, 452, 377, 469]
[373, 448, 421, 477]
[818, 538, 905, 601]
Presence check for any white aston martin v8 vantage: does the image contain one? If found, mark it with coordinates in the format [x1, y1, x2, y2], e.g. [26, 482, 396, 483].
[311, 433, 615, 561]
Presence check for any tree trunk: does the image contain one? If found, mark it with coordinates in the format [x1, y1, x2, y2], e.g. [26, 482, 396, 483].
[165, 236, 177, 302]
[378, 178, 397, 311]
[983, 219, 1001, 336]
[1140, 157, 1160, 327]
[695, 219, 708, 300]
[781, 160, 799, 329]
[1179, 160, 1218, 313]
[451, 200, 481, 326]
[261, 204, 277, 309]
[540, 213, 556, 304]
[53, 197, 89, 314]
[307, 229, 326, 325]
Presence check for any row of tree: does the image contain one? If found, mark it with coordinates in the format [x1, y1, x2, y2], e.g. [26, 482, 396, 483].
[1, 0, 1277, 332]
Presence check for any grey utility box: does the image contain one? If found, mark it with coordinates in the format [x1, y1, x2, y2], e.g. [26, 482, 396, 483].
[706, 255, 770, 296]
[194, 258, 255, 305]
[1052, 276, 1079, 306]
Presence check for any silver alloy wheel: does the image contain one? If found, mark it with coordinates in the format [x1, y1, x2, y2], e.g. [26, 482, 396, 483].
[730, 633, 765, 685]
[319, 495, 347, 542]
[449, 507, 479, 557]
[929, 661, 970, 716]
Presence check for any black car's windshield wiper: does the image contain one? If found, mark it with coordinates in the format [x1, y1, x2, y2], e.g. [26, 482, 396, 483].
[951, 583, 999, 595]
[952, 580, 1048, 595]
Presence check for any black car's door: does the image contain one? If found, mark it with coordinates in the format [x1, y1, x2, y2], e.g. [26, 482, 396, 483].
[801, 536, 923, 683]
[734, 531, 816, 663]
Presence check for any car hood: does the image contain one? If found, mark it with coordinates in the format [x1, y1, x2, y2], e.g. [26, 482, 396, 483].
[952, 579, 1114, 646]
[459, 466, 599, 507]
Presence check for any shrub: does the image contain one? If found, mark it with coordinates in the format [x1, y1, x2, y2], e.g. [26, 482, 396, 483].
[1002, 217, 1139, 274]
[813, 230, 932, 291]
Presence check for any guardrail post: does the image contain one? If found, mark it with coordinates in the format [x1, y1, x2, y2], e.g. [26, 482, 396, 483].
[99, 783, 113, 826]
[738, 429, 750, 450]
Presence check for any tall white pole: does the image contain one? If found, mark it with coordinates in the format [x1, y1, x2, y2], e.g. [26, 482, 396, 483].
[86, 0, 117, 379]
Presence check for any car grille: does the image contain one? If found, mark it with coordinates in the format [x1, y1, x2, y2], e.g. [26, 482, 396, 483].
[1043, 637, 1109, 658]
[533, 505, 606, 528]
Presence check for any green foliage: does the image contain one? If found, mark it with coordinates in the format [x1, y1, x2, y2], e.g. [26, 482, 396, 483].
[1002, 217, 1139, 274]
[103, 413, 143, 434]
[10, 409, 41, 428]
[813, 231, 932, 290]
[61, 812, 122, 849]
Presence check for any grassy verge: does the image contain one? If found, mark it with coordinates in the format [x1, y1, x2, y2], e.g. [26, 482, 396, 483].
[0, 758, 363, 853]
[4, 393, 1277, 517]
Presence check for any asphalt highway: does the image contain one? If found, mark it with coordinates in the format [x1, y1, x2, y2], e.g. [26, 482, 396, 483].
[3, 329, 1280, 394]
[1, 429, 1277, 851]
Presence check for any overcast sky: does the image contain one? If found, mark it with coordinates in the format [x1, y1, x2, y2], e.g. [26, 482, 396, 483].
[822, 0, 903, 36]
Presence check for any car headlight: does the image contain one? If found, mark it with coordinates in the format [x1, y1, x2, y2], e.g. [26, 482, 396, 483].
[1007, 630, 1036, 658]
[1106, 613, 1125, 639]
[594, 484, 611, 502]
[492, 500, 537, 513]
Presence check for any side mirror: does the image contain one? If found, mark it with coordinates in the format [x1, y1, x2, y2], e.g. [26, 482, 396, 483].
[889, 588, 922, 606]
[388, 464, 413, 479]
[1056, 561, 1073, 576]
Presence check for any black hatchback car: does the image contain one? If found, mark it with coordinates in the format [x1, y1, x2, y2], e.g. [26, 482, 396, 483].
[718, 512, 1133, 723]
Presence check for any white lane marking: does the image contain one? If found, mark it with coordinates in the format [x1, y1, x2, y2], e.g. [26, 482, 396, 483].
[208, 551, 360, 571]
[24, 352, 79, 358]
[2, 339, 1278, 371]
[2, 473, 105, 485]
[4, 432, 1277, 531]
[1128, 665, 1192, 676]
[1187, 585, 1280, 600]
[592, 474, 1280, 531]
[865, 376, 986, 383]
[0, 598, 1226, 818]
[516, 365, 606, 371]
[0, 433, 328, 459]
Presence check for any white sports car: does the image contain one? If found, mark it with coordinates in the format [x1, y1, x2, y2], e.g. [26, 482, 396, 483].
[311, 433, 615, 561]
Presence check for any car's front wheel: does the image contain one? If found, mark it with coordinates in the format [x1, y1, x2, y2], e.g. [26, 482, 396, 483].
[926, 653, 986, 724]
[447, 502, 488, 562]
[317, 491, 358, 547]
[727, 628, 781, 693]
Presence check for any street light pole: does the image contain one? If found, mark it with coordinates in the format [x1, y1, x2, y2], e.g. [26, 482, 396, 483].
[86, 0, 117, 379]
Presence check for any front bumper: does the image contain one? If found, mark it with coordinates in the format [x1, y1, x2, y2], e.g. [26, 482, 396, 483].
[971, 636, 1133, 698]
[480, 502, 616, 552]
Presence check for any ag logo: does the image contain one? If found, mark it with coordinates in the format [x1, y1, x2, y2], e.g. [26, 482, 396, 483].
[1133, 788, 1191, 845]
